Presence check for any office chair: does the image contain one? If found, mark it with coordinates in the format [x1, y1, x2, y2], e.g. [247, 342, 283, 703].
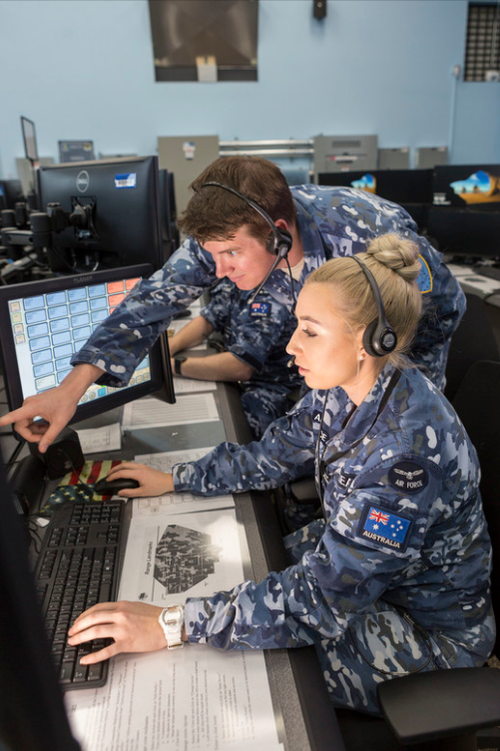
[444, 292, 500, 402]
[337, 360, 500, 750]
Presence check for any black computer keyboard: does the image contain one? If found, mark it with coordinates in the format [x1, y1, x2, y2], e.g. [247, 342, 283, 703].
[34, 499, 127, 691]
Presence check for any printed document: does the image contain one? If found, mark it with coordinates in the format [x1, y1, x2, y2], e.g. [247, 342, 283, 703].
[65, 505, 283, 751]
[122, 394, 219, 430]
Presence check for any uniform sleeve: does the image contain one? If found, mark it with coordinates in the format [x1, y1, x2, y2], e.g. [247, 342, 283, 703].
[172, 391, 316, 495]
[409, 235, 466, 389]
[184, 455, 450, 651]
[70, 236, 218, 387]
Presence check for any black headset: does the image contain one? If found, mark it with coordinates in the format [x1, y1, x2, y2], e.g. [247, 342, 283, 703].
[199, 182, 293, 260]
[350, 255, 398, 357]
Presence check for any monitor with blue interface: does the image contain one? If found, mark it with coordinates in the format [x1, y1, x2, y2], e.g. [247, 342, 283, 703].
[36, 156, 164, 273]
[432, 165, 500, 209]
[0, 263, 174, 427]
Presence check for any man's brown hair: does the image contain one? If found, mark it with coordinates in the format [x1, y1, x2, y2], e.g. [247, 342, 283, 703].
[178, 156, 297, 245]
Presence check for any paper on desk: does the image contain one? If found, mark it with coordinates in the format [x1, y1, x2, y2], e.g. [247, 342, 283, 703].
[65, 506, 283, 751]
[122, 393, 219, 430]
[133, 447, 234, 515]
[173, 376, 217, 393]
[75, 423, 122, 454]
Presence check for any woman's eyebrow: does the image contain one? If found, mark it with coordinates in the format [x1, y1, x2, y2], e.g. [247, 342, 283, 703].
[298, 315, 322, 325]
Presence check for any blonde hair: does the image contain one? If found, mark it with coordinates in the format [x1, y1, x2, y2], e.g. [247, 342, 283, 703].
[305, 233, 422, 369]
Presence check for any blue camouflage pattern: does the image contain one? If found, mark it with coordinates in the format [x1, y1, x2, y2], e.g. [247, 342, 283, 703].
[201, 279, 302, 438]
[174, 365, 494, 713]
[71, 185, 465, 392]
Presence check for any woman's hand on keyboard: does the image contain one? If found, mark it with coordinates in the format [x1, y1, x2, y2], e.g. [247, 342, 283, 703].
[103, 462, 175, 497]
[68, 601, 169, 663]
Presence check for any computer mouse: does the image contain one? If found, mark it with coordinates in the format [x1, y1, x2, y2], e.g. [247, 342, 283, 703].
[94, 477, 140, 495]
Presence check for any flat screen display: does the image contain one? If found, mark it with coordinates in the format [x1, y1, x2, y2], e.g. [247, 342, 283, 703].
[0, 264, 173, 425]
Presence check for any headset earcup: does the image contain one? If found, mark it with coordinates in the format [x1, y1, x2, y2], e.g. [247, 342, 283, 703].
[362, 320, 380, 358]
[363, 320, 398, 357]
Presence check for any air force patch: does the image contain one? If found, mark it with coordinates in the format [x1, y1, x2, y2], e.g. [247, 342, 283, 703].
[389, 461, 428, 493]
[250, 302, 271, 317]
[358, 503, 412, 551]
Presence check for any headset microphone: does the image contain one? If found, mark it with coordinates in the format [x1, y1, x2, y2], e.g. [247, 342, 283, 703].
[287, 356, 296, 368]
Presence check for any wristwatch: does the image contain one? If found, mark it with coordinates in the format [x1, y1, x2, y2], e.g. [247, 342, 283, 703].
[174, 356, 187, 376]
[158, 604, 184, 649]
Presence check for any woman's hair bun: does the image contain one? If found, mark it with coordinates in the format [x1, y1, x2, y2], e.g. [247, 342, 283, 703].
[366, 233, 421, 283]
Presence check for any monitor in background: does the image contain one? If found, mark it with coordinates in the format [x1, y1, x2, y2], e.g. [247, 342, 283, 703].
[36, 156, 164, 273]
[159, 168, 180, 260]
[0, 264, 175, 430]
[433, 164, 500, 209]
[59, 140, 96, 163]
[21, 115, 39, 163]
[0, 450, 81, 751]
[0, 179, 24, 209]
[426, 207, 500, 260]
[317, 168, 434, 205]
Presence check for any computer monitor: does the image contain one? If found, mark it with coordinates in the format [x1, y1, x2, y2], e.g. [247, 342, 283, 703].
[426, 207, 500, 259]
[0, 264, 175, 430]
[58, 140, 96, 163]
[36, 156, 164, 273]
[317, 168, 434, 205]
[21, 115, 39, 163]
[0, 179, 24, 209]
[433, 164, 500, 209]
[0, 450, 81, 750]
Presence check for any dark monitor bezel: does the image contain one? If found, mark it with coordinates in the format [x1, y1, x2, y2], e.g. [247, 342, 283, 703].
[0, 264, 174, 429]
[20, 115, 39, 163]
[317, 168, 434, 205]
[425, 206, 500, 259]
[0, 452, 81, 750]
[36, 156, 165, 273]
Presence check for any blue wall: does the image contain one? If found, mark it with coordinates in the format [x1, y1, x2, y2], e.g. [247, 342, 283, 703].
[1, 0, 499, 178]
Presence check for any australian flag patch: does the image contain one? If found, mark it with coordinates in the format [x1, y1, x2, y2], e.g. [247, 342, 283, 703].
[250, 302, 270, 317]
[358, 503, 412, 552]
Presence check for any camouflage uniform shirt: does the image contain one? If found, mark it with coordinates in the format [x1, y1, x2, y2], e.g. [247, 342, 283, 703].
[173, 365, 494, 712]
[70, 186, 464, 390]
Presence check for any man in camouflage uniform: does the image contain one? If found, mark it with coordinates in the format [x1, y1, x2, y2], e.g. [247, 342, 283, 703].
[170, 363, 494, 714]
[0, 157, 465, 450]
[68, 183, 462, 391]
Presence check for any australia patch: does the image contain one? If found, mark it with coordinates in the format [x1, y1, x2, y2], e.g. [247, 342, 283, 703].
[388, 461, 428, 494]
[250, 302, 270, 317]
[358, 503, 412, 552]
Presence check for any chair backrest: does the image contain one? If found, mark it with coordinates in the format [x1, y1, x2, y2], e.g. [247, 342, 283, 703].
[445, 293, 500, 402]
[452, 360, 500, 655]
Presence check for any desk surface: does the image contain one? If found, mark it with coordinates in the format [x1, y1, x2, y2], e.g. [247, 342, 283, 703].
[26, 380, 345, 751]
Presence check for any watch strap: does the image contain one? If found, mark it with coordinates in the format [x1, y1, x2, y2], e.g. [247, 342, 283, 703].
[158, 604, 184, 649]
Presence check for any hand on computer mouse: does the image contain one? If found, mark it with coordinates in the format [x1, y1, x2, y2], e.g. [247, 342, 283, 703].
[101, 462, 175, 497]
[94, 477, 140, 495]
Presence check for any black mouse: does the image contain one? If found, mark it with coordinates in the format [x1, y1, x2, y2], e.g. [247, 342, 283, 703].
[94, 477, 140, 495]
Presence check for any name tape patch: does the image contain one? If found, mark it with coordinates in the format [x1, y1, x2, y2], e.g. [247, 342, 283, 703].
[358, 503, 412, 551]
[388, 460, 428, 494]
